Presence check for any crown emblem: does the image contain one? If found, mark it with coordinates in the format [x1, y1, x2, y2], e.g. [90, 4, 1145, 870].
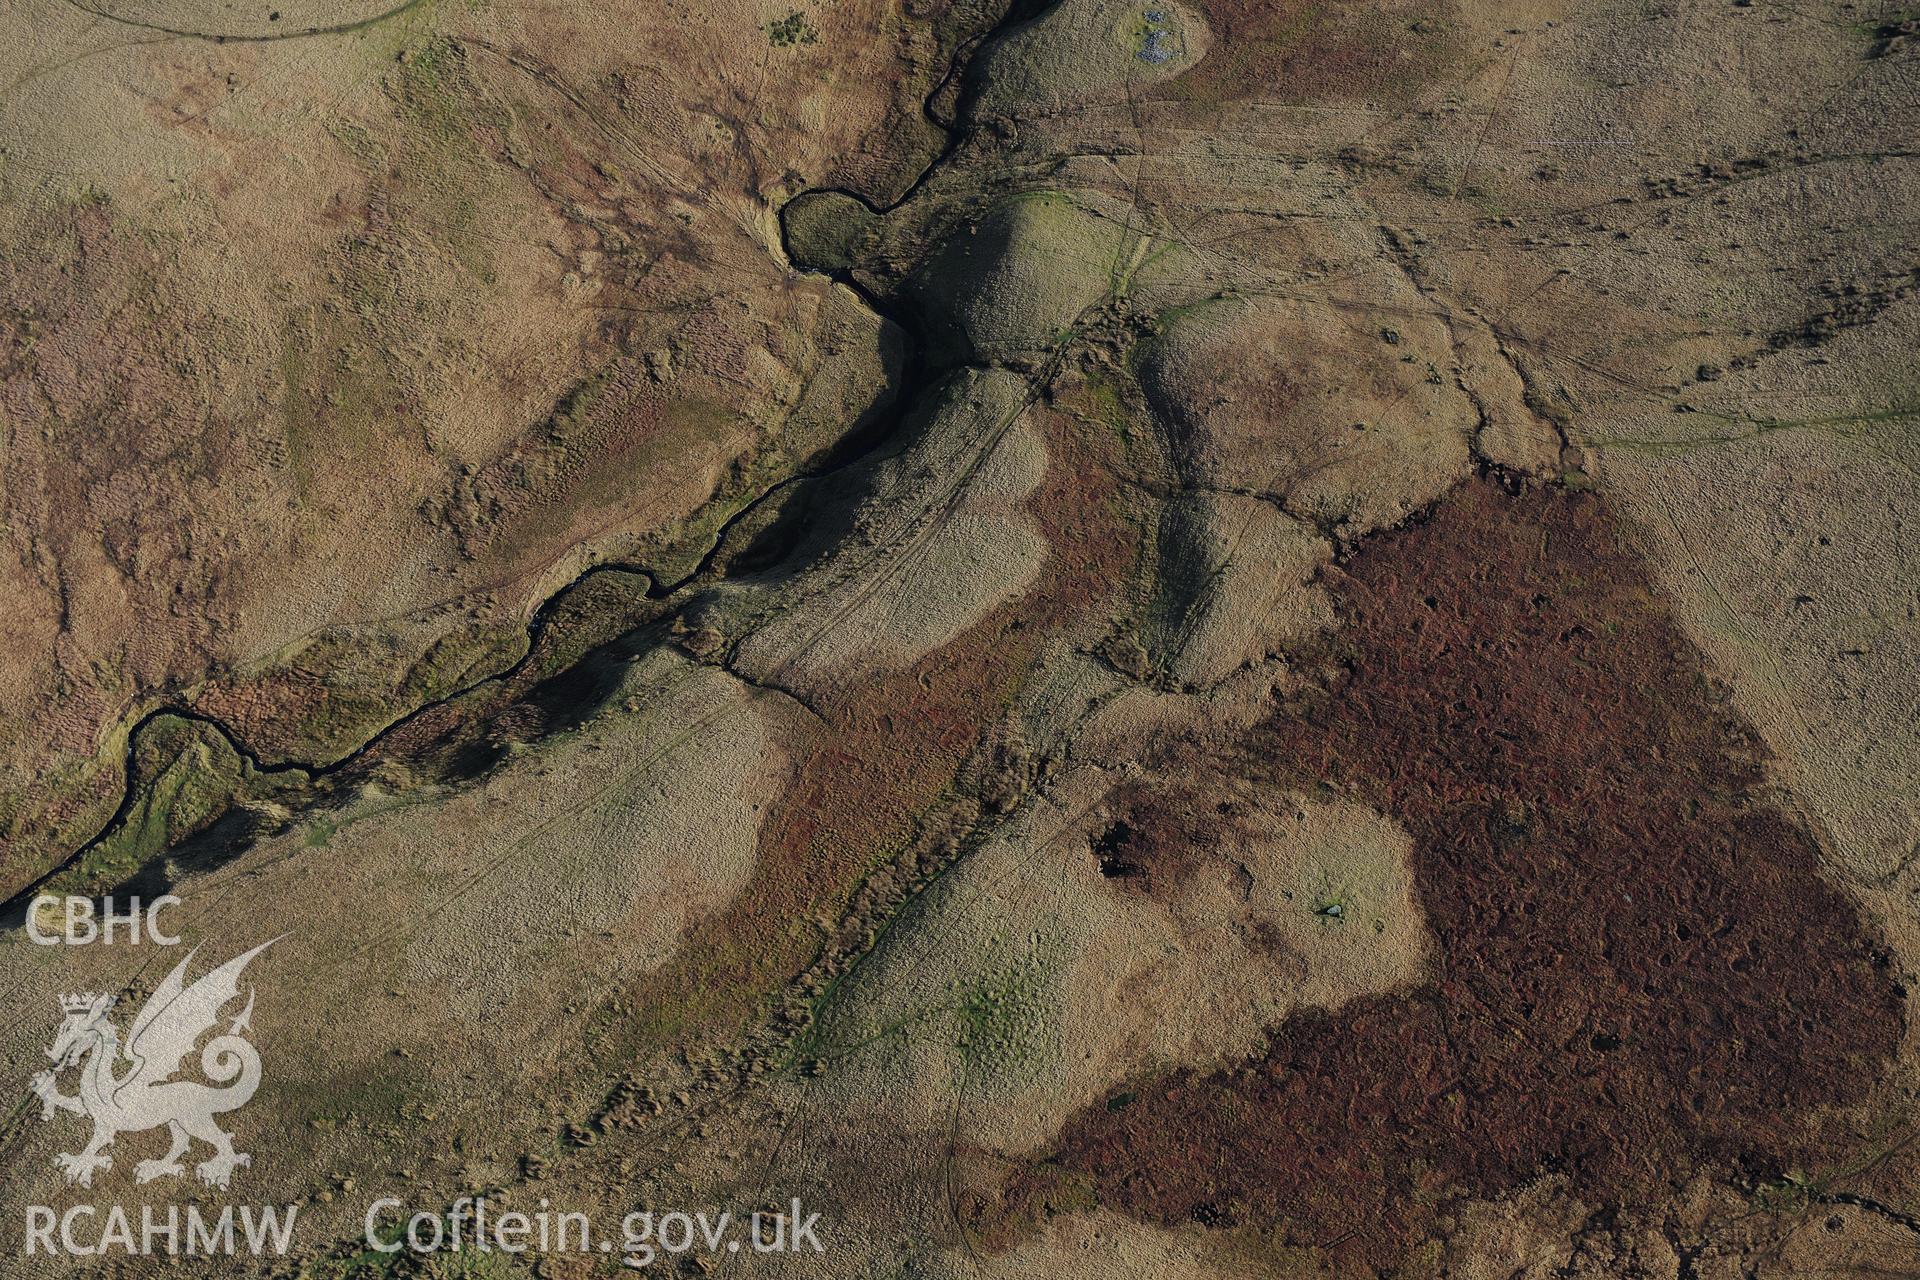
[35, 940, 278, 1191]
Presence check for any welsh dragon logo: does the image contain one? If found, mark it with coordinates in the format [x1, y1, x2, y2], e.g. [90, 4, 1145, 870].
[31, 939, 277, 1190]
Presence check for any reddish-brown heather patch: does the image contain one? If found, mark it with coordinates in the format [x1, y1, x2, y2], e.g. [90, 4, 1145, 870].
[1012, 475, 1902, 1271]
[192, 671, 333, 760]
[622, 400, 1138, 1041]
[1175, 0, 1462, 108]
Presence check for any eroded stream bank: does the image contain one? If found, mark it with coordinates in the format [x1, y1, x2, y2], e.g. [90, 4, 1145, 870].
[5, 0, 1056, 919]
